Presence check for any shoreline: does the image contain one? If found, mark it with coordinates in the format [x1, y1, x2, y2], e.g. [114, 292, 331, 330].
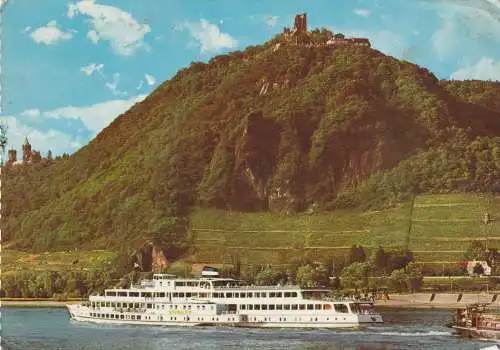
[1, 300, 83, 308]
[0, 299, 473, 309]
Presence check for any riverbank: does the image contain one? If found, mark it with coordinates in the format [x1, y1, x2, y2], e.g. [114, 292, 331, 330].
[3, 293, 500, 309]
[1, 299, 84, 308]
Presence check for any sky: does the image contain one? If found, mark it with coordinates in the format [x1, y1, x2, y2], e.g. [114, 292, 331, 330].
[1, 0, 500, 157]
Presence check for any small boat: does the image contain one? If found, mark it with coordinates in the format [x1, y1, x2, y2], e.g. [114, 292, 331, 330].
[450, 303, 500, 339]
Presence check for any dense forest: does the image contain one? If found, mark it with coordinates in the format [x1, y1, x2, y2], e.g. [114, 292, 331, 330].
[3, 29, 500, 269]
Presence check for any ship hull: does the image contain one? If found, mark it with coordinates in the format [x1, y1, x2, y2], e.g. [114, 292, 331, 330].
[67, 304, 380, 329]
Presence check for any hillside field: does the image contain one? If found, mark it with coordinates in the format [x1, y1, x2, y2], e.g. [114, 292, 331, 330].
[187, 193, 500, 268]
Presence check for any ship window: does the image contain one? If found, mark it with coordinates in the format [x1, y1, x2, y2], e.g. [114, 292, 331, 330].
[202, 305, 205, 310]
[276, 293, 282, 298]
[142, 292, 152, 298]
[111, 314, 114, 319]
[226, 293, 233, 298]
[270, 292, 276, 298]
[248, 293, 253, 298]
[131, 315, 135, 320]
[188, 305, 192, 310]
[183, 305, 186, 309]
[111, 303, 116, 308]
[246, 304, 252, 310]
[158, 293, 165, 298]
[162, 305, 165, 309]
[176, 282, 185, 287]
[334, 304, 348, 313]
[284, 292, 291, 298]
[106, 291, 117, 296]
[323, 304, 332, 310]
[129, 292, 139, 297]
[299, 305, 305, 310]
[292, 305, 298, 310]
[106, 302, 110, 307]
[173, 293, 178, 297]
[106, 314, 109, 318]
[241, 305, 246, 310]
[147, 304, 152, 309]
[121, 315, 124, 319]
[137, 316, 141, 320]
[262, 305, 268, 310]
[276, 305, 283, 310]
[292, 292, 297, 297]
[179, 293, 185, 298]
[234, 293, 239, 298]
[307, 305, 313, 310]
[254, 305, 261, 310]
[269, 305, 275, 310]
[284, 305, 290, 310]
[315, 304, 322, 310]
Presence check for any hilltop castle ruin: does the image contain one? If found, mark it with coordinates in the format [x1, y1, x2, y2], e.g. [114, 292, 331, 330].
[282, 13, 371, 48]
[7, 137, 43, 166]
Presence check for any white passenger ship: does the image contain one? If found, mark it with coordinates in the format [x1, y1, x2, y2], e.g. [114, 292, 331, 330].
[67, 269, 383, 328]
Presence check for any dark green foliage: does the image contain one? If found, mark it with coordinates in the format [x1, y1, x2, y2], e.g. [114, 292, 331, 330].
[3, 30, 500, 258]
[347, 245, 366, 265]
[473, 262, 485, 276]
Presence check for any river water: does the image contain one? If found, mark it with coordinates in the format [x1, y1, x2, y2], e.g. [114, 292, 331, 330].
[1, 307, 498, 349]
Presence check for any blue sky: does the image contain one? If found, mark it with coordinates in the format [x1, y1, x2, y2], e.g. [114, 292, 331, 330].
[1, 0, 500, 157]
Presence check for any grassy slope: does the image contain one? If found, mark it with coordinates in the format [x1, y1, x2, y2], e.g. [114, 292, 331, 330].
[187, 193, 500, 267]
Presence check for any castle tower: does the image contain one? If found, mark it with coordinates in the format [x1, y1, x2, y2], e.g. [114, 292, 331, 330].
[294, 13, 307, 32]
[22, 136, 32, 163]
[8, 149, 16, 163]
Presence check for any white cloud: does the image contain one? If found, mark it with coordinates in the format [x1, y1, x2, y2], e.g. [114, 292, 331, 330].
[43, 95, 146, 134]
[1, 95, 147, 156]
[87, 30, 100, 44]
[265, 15, 279, 27]
[177, 19, 238, 54]
[0, 0, 7, 11]
[354, 8, 371, 17]
[81, 63, 104, 76]
[30, 20, 73, 45]
[431, 13, 461, 59]
[144, 74, 156, 86]
[450, 57, 500, 81]
[68, 0, 151, 55]
[105, 73, 127, 96]
[422, 1, 500, 58]
[1, 116, 84, 156]
[21, 109, 41, 119]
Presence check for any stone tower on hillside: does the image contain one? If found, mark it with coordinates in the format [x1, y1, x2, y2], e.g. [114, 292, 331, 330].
[294, 13, 307, 32]
[22, 137, 32, 163]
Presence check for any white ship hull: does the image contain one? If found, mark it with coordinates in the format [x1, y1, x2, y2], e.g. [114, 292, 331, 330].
[67, 304, 382, 329]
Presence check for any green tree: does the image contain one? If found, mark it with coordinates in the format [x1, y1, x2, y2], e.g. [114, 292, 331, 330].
[341, 262, 369, 291]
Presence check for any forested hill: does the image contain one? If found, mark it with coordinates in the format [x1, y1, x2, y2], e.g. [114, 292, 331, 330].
[3, 29, 500, 256]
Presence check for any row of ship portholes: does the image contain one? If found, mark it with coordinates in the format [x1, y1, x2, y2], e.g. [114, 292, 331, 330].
[90, 313, 347, 323]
